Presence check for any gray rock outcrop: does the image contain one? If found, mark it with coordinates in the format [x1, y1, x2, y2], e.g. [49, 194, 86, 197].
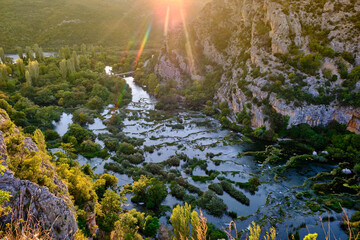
[155, 0, 360, 133]
[0, 112, 77, 239]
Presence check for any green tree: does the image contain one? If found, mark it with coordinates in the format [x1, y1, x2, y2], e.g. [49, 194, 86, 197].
[81, 44, 87, 55]
[90, 83, 110, 102]
[60, 59, 68, 78]
[143, 215, 159, 237]
[117, 142, 136, 154]
[16, 59, 25, 79]
[100, 190, 123, 214]
[16, 46, 23, 59]
[94, 61, 105, 73]
[33, 129, 46, 152]
[147, 73, 159, 92]
[25, 46, 34, 61]
[56, 163, 97, 207]
[27, 60, 39, 83]
[63, 124, 96, 144]
[111, 209, 144, 240]
[79, 55, 91, 69]
[170, 203, 199, 240]
[0, 47, 4, 63]
[67, 58, 76, 75]
[191, 210, 199, 240]
[94, 174, 118, 199]
[33, 44, 43, 61]
[87, 96, 103, 110]
[25, 70, 31, 85]
[96, 190, 125, 232]
[72, 51, 79, 70]
[131, 175, 167, 209]
[72, 108, 93, 125]
[35, 87, 56, 105]
[0, 63, 8, 82]
[60, 46, 71, 59]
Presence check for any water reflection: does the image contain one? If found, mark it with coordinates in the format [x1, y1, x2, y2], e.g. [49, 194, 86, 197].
[49, 67, 348, 238]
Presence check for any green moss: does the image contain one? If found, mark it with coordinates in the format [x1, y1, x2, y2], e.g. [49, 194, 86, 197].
[306, 201, 321, 212]
[236, 177, 261, 194]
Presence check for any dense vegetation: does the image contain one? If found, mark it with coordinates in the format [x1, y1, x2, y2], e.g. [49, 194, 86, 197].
[0, 0, 209, 51]
[0, 0, 359, 237]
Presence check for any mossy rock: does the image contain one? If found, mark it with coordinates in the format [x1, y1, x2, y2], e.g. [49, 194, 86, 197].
[306, 201, 321, 212]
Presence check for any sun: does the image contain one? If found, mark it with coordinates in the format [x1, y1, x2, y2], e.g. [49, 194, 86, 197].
[152, 0, 188, 29]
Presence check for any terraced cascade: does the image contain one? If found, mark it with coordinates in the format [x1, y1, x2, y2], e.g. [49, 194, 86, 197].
[52, 67, 349, 239]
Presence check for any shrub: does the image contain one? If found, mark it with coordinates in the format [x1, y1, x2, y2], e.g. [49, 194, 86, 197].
[236, 177, 260, 194]
[125, 152, 145, 165]
[44, 129, 60, 141]
[87, 96, 103, 110]
[144, 215, 159, 237]
[72, 108, 94, 125]
[299, 54, 322, 75]
[192, 175, 215, 182]
[344, 65, 360, 88]
[144, 162, 164, 175]
[228, 211, 237, 219]
[197, 191, 227, 217]
[131, 175, 167, 209]
[117, 142, 136, 155]
[170, 182, 187, 200]
[221, 180, 249, 205]
[208, 182, 224, 195]
[207, 223, 227, 240]
[342, 52, 355, 65]
[104, 162, 125, 174]
[79, 140, 101, 154]
[166, 156, 180, 166]
[144, 145, 155, 153]
[63, 124, 95, 144]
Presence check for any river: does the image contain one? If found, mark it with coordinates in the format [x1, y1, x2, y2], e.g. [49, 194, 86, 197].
[5, 52, 55, 63]
[52, 67, 349, 239]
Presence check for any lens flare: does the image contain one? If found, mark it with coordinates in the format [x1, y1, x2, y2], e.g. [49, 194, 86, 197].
[180, 8, 196, 77]
[134, 21, 153, 69]
[164, 6, 170, 36]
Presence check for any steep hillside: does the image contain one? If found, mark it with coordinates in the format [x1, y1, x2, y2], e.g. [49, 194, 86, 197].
[0, 0, 208, 50]
[155, 0, 360, 133]
[0, 109, 77, 239]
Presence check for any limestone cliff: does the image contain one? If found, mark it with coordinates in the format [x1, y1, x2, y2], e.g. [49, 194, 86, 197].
[0, 110, 77, 239]
[155, 0, 360, 133]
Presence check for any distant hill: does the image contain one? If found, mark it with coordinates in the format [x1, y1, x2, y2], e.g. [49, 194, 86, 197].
[0, 0, 208, 51]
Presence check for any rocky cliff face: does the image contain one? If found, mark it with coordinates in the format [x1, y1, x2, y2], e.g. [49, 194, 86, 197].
[0, 111, 77, 239]
[155, 0, 360, 133]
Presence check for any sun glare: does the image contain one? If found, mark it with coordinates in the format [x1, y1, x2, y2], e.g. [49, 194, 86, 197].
[118, 0, 195, 74]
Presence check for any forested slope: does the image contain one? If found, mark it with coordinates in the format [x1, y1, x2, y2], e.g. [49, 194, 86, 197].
[0, 0, 208, 51]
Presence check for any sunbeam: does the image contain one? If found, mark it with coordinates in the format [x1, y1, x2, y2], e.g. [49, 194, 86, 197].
[164, 6, 170, 37]
[133, 21, 153, 69]
[180, 8, 196, 77]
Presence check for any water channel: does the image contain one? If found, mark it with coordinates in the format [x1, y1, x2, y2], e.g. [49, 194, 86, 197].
[51, 66, 348, 239]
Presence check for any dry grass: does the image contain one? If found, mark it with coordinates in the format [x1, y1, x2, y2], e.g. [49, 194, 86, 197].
[0, 201, 54, 240]
[340, 208, 360, 240]
[1, 212, 54, 240]
[195, 210, 208, 240]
